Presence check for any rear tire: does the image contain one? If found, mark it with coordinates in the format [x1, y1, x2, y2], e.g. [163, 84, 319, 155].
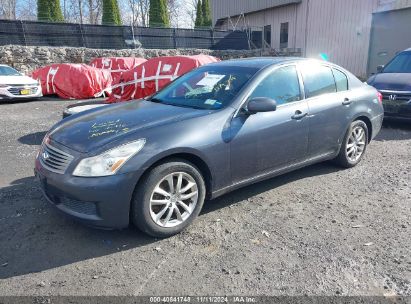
[131, 160, 206, 238]
[334, 120, 368, 168]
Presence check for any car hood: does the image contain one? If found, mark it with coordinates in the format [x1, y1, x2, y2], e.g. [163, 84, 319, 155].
[0, 75, 38, 85]
[50, 100, 210, 153]
[367, 73, 411, 91]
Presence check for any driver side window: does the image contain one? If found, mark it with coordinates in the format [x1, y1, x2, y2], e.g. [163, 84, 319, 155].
[249, 65, 301, 105]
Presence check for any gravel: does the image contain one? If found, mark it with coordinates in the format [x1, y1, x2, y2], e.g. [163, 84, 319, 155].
[0, 98, 410, 296]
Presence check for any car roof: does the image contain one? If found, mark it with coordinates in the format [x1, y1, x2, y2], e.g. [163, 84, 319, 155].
[206, 57, 305, 69]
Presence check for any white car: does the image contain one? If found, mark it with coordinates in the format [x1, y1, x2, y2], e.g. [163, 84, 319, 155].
[0, 65, 42, 101]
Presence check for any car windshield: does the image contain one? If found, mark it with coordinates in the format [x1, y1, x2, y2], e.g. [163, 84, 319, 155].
[0, 66, 21, 76]
[383, 52, 411, 73]
[150, 66, 259, 110]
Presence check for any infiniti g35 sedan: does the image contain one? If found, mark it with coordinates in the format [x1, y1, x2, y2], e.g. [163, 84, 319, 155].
[35, 58, 384, 237]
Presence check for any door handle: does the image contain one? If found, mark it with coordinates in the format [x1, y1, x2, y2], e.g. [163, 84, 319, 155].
[342, 98, 352, 106]
[291, 110, 308, 120]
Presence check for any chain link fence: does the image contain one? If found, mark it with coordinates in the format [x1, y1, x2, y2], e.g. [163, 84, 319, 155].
[0, 19, 253, 50]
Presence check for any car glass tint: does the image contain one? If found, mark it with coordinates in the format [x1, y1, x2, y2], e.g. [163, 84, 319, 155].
[152, 66, 258, 110]
[300, 63, 336, 98]
[249, 65, 301, 105]
[333, 69, 349, 92]
[383, 52, 411, 73]
[0, 66, 21, 76]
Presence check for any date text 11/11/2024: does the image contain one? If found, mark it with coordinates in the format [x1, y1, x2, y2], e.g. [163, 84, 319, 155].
[149, 296, 257, 303]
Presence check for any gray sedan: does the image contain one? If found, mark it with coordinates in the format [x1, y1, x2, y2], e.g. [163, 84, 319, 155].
[35, 58, 384, 237]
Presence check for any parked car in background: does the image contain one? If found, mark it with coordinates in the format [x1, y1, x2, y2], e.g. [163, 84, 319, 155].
[63, 99, 109, 118]
[35, 58, 384, 238]
[367, 48, 411, 119]
[0, 65, 42, 101]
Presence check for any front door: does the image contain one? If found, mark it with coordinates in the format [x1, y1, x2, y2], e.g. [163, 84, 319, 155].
[229, 65, 309, 183]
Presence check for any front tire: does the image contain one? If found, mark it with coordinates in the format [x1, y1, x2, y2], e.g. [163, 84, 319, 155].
[131, 160, 206, 238]
[334, 120, 369, 168]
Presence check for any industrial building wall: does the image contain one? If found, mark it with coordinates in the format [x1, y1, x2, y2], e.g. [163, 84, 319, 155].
[211, 0, 302, 25]
[303, 0, 378, 78]
[240, 5, 299, 50]
[211, 0, 380, 77]
[367, 7, 411, 75]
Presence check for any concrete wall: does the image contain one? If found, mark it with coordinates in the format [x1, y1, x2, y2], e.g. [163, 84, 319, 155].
[0, 45, 293, 74]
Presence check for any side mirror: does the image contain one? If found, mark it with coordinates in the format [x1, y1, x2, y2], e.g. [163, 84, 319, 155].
[246, 97, 277, 114]
[377, 65, 384, 73]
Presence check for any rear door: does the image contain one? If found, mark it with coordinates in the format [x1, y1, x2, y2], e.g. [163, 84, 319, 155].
[298, 62, 352, 157]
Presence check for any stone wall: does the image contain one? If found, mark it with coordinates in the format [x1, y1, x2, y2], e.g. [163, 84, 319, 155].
[0, 45, 302, 74]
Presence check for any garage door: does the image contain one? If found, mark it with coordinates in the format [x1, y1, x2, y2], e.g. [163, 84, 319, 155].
[367, 7, 411, 76]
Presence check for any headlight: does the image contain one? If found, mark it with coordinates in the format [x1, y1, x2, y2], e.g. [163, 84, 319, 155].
[73, 139, 146, 177]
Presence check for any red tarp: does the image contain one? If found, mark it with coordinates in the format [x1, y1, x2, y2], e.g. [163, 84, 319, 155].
[31, 64, 113, 99]
[106, 55, 220, 103]
[90, 57, 147, 82]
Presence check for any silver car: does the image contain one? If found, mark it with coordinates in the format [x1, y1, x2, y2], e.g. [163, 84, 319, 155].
[0, 65, 42, 101]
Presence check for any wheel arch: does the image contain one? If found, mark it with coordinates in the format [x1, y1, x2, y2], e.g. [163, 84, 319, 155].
[353, 115, 373, 143]
[136, 149, 214, 200]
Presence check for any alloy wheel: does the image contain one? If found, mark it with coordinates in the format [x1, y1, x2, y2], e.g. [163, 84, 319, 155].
[149, 172, 199, 228]
[346, 125, 366, 162]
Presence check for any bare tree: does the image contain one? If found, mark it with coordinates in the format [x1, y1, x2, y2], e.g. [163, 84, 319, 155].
[184, 0, 197, 28]
[138, 0, 149, 26]
[16, 0, 37, 20]
[122, 0, 148, 26]
[0, 0, 17, 19]
[168, 0, 197, 28]
[88, 0, 102, 24]
[168, 0, 179, 28]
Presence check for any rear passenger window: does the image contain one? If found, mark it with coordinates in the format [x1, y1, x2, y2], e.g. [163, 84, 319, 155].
[300, 64, 336, 98]
[333, 69, 348, 92]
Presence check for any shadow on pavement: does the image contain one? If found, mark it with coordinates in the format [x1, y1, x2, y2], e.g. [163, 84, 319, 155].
[18, 131, 48, 146]
[375, 119, 411, 142]
[0, 161, 341, 279]
[0, 176, 156, 279]
[202, 162, 341, 215]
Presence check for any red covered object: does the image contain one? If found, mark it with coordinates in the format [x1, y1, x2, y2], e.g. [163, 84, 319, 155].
[31, 64, 113, 99]
[106, 55, 220, 103]
[90, 57, 147, 82]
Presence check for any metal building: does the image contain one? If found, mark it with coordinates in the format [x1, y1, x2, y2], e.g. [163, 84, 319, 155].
[211, 0, 411, 78]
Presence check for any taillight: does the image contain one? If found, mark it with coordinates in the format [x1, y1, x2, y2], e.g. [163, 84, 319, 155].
[377, 91, 383, 105]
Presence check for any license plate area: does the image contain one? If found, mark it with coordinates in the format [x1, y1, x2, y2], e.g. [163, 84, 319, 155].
[383, 100, 400, 113]
[20, 89, 30, 95]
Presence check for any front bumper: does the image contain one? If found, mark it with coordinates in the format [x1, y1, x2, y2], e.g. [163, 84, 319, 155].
[0, 85, 42, 100]
[383, 101, 411, 119]
[34, 156, 138, 229]
[380, 91, 411, 119]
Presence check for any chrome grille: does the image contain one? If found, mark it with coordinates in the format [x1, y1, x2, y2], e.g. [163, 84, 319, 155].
[381, 91, 411, 103]
[7, 86, 38, 96]
[39, 143, 74, 174]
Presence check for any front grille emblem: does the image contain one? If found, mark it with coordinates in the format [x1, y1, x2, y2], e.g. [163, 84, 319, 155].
[42, 151, 50, 160]
[388, 94, 397, 101]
